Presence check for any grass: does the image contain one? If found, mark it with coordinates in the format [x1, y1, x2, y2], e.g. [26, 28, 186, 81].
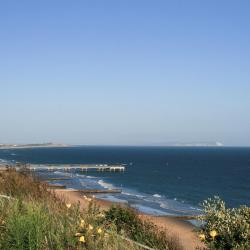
[0, 169, 183, 250]
[105, 205, 182, 250]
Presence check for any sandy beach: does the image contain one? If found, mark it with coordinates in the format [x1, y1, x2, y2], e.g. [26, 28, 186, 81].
[53, 189, 204, 250]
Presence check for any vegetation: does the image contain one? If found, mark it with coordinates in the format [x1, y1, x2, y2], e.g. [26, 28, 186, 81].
[105, 205, 182, 250]
[0, 169, 182, 250]
[197, 196, 250, 250]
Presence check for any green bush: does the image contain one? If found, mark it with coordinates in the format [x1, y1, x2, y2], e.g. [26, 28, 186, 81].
[0, 198, 142, 250]
[105, 205, 183, 250]
[0, 199, 79, 249]
[0, 170, 182, 250]
[0, 170, 142, 250]
[198, 196, 250, 250]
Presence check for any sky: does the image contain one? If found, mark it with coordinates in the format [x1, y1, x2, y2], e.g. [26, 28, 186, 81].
[0, 0, 250, 146]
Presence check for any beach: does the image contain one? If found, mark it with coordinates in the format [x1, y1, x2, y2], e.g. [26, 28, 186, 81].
[53, 189, 203, 250]
[2, 145, 250, 249]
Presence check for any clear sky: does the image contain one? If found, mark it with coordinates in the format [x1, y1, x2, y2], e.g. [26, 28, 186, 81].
[1, 0, 250, 146]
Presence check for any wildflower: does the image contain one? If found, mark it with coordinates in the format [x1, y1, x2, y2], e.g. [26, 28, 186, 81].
[79, 235, 85, 243]
[97, 213, 105, 218]
[88, 224, 93, 230]
[199, 233, 206, 241]
[80, 219, 85, 228]
[97, 228, 103, 234]
[210, 230, 218, 240]
[66, 203, 71, 209]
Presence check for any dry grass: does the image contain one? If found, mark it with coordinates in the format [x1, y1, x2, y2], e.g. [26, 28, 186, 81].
[0, 169, 183, 250]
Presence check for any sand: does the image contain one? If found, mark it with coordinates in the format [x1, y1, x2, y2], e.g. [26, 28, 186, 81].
[53, 189, 204, 250]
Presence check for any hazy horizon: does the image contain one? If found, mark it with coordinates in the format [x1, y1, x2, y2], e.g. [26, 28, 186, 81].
[1, 1, 250, 146]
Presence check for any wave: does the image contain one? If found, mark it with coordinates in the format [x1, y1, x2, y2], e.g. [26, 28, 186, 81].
[27, 169, 202, 216]
[98, 180, 115, 190]
[54, 171, 73, 177]
[159, 201, 201, 215]
[131, 204, 170, 216]
[86, 175, 96, 179]
[95, 179, 201, 216]
[99, 195, 128, 203]
[0, 158, 15, 165]
[122, 191, 145, 199]
[153, 194, 161, 198]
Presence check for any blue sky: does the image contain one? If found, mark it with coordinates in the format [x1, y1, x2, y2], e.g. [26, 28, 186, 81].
[0, 0, 250, 146]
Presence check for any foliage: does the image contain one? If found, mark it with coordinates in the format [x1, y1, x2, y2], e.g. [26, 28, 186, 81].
[0, 169, 183, 249]
[197, 196, 250, 250]
[105, 205, 183, 250]
[0, 170, 141, 250]
[0, 168, 52, 201]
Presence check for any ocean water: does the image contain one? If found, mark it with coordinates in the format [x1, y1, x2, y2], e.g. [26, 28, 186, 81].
[1, 146, 250, 216]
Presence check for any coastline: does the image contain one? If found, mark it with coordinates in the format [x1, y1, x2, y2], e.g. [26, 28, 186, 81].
[0, 143, 70, 150]
[53, 189, 203, 250]
[0, 163, 204, 249]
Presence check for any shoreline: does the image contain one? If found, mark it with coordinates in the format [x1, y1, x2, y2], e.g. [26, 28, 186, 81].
[0, 144, 70, 150]
[53, 189, 203, 250]
[0, 165, 204, 249]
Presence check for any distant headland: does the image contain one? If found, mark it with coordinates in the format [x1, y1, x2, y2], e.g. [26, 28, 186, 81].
[0, 143, 70, 149]
[170, 141, 224, 147]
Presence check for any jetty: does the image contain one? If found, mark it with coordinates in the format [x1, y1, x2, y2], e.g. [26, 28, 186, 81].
[54, 188, 122, 194]
[48, 184, 67, 189]
[13, 164, 125, 172]
[42, 177, 72, 181]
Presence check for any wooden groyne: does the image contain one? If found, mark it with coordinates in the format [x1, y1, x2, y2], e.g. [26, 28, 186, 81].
[48, 184, 67, 189]
[77, 189, 122, 194]
[42, 177, 72, 181]
[54, 189, 122, 194]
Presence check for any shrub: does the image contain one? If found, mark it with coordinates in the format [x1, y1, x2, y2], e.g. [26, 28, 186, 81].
[0, 170, 142, 250]
[105, 205, 183, 250]
[0, 199, 79, 249]
[197, 196, 250, 250]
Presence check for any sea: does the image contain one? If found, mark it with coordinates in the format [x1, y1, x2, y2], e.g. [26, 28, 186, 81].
[0, 146, 250, 217]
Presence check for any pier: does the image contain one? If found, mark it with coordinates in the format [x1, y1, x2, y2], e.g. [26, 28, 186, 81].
[16, 164, 125, 172]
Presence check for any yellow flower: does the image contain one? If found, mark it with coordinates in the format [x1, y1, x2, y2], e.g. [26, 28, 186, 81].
[199, 234, 206, 241]
[80, 219, 85, 228]
[210, 230, 218, 239]
[79, 236, 85, 243]
[97, 213, 105, 218]
[97, 228, 103, 234]
[88, 224, 93, 230]
[66, 203, 71, 209]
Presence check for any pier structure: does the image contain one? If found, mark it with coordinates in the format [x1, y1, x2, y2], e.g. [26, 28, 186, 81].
[19, 164, 125, 172]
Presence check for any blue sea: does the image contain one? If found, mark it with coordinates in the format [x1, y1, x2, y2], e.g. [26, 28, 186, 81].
[1, 146, 250, 216]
